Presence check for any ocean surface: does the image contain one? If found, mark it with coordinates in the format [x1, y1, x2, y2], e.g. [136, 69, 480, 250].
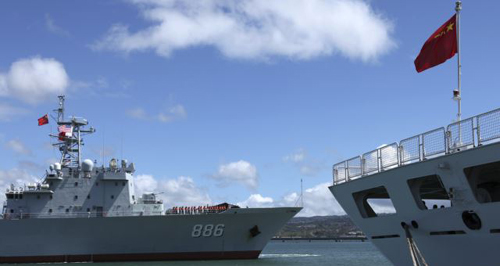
[13, 241, 392, 266]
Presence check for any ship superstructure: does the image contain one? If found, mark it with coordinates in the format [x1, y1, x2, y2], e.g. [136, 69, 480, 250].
[3, 96, 163, 219]
[329, 108, 500, 266]
[0, 96, 301, 263]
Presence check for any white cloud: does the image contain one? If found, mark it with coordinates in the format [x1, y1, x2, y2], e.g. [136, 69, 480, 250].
[236, 182, 345, 217]
[283, 149, 306, 163]
[5, 139, 32, 156]
[17, 160, 45, 173]
[134, 174, 212, 207]
[158, 104, 187, 122]
[71, 77, 132, 99]
[93, 0, 395, 62]
[45, 14, 70, 37]
[0, 102, 29, 122]
[127, 104, 187, 123]
[299, 164, 324, 176]
[283, 182, 345, 216]
[237, 194, 274, 208]
[0, 56, 69, 104]
[0, 168, 38, 202]
[127, 108, 148, 120]
[283, 148, 325, 176]
[211, 160, 259, 190]
[134, 174, 158, 194]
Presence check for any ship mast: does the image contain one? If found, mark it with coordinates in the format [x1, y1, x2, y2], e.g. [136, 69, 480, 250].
[51, 96, 95, 168]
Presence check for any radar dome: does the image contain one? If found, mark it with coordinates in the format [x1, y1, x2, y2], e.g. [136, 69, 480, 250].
[82, 159, 94, 172]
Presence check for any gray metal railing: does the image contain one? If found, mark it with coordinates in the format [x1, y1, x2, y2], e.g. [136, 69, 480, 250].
[2, 211, 164, 220]
[333, 108, 500, 185]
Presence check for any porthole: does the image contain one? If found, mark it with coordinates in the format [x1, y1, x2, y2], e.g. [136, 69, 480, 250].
[37, 195, 41, 199]
[74, 182, 78, 187]
[111, 195, 114, 199]
[74, 195, 78, 200]
[49, 209, 53, 213]
[10, 209, 14, 213]
[87, 195, 90, 199]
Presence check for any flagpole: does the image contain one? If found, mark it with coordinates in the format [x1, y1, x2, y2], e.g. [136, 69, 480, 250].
[455, 1, 462, 147]
[456, 1, 462, 122]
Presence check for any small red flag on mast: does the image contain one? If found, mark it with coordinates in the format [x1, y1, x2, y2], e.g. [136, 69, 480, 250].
[414, 14, 457, 73]
[38, 114, 49, 126]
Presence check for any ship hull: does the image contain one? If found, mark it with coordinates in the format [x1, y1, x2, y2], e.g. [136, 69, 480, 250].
[329, 142, 500, 266]
[0, 207, 300, 263]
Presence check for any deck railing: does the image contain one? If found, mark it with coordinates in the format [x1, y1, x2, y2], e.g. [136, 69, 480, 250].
[333, 108, 500, 185]
[1, 207, 230, 220]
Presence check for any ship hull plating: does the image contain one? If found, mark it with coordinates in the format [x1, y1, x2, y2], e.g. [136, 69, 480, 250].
[330, 142, 500, 266]
[0, 207, 300, 263]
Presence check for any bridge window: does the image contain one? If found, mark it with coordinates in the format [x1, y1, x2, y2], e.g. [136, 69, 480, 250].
[352, 186, 397, 218]
[464, 161, 500, 203]
[408, 175, 451, 210]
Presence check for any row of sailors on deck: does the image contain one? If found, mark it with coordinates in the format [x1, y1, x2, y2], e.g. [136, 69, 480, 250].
[170, 205, 228, 215]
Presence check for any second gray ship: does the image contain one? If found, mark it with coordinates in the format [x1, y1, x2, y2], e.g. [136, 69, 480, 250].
[0, 96, 301, 263]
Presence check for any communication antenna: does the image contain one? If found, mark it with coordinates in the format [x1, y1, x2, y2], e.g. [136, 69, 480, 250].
[294, 178, 304, 207]
[55, 95, 65, 122]
[120, 129, 124, 161]
[50, 95, 95, 168]
[301, 178, 304, 207]
[102, 127, 105, 167]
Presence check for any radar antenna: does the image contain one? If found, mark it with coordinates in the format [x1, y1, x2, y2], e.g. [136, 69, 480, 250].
[50, 95, 95, 168]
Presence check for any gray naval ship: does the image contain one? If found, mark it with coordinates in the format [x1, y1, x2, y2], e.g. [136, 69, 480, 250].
[0, 96, 301, 263]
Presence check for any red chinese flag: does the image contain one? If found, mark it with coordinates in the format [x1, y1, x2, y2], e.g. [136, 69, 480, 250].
[414, 14, 457, 73]
[38, 114, 49, 126]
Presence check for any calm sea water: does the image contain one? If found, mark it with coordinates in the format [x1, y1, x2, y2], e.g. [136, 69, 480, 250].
[14, 241, 391, 266]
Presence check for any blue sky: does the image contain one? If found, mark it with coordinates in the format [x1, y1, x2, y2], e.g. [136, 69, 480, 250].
[1, 0, 499, 216]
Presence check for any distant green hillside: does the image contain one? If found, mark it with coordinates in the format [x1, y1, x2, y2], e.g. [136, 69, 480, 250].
[276, 215, 364, 238]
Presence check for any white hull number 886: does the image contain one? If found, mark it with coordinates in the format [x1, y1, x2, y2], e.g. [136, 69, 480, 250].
[191, 224, 225, 237]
